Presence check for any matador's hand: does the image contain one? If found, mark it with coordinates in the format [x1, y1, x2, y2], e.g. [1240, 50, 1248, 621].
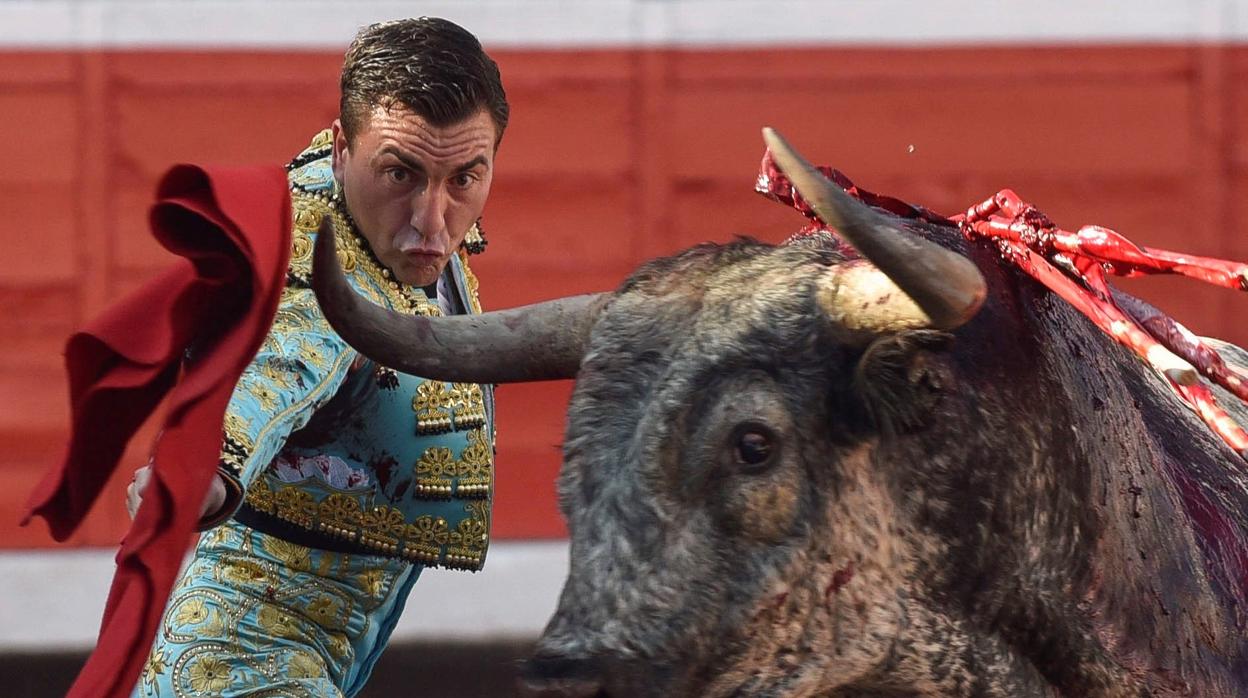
[126, 464, 228, 521]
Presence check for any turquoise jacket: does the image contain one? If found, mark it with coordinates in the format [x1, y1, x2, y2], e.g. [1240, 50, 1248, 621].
[214, 130, 496, 572]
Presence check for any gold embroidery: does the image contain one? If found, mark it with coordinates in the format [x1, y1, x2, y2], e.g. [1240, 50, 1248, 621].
[258, 358, 297, 390]
[142, 649, 170, 689]
[403, 515, 450, 566]
[318, 493, 361, 538]
[450, 383, 488, 430]
[185, 655, 231, 694]
[290, 230, 312, 265]
[447, 501, 491, 569]
[412, 381, 488, 434]
[327, 633, 350, 661]
[288, 651, 325, 680]
[221, 413, 254, 475]
[231, 167, 495, 571]
[457, 427, 493, 498]
[305, 595, 343, 629]
[357, 569, 386, 598]
[162, 589, 235, 646]
[261, 536, 313, 572]
[307, 129, 333, 150]
[257, 603, 306, 641]
[296, 337, 329, 371]
[200, 609, 227, 638]
[415, 447, 456, 498]
[260, 333, 282, 356]
[411, 425, 492, 500]
[275, 486, 317, 530]
[242, 377, 280, 413]
[358, 507, 407, 555]
[244, 478, 490, 570]
[174, 598, 210, 626]
[462, 221, 486, 255]
[287, 199, 318, 266]
[219, 558, 269, 587]
[457, 250, 484, 314]
[202, 524, 236, 548]
[223, 413, 252, 448]
[412, 381, 454, 434]
[271, 289, 318, 333]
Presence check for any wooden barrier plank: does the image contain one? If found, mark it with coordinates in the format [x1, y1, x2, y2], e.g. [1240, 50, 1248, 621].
[668, 81, 1194, 181]
[1, 184, 78, 284]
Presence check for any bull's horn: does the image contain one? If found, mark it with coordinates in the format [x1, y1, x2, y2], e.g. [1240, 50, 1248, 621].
[762, 127, 986, 330]
[817, 260, 940, 338]
[311, 217, 608, 383]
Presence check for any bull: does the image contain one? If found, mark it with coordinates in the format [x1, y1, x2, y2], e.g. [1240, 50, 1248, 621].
[310, 130, 1248, 696]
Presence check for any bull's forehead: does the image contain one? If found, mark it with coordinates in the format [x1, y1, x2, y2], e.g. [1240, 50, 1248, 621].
[566, 242, 846, 488]
[699, 253, 822, 318]
[600, 242, 834, 363]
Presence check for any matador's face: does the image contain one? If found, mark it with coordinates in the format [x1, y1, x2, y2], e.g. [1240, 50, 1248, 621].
[331, 105, 496, 287]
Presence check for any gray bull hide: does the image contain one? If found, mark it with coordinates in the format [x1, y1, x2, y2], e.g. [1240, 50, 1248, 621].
[311, 135, 1248, 697]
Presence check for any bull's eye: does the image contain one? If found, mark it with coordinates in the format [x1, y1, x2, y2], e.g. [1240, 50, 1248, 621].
[734, 426, 776, 469]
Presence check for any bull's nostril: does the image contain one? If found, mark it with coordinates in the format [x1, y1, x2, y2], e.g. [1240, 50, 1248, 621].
[519, 654, 606, 697]
[522, 654, 602, 682]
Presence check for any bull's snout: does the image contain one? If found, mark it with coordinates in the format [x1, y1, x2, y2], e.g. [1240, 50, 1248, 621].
[518, 653, 606, 697]
[520, 650, 681, 698]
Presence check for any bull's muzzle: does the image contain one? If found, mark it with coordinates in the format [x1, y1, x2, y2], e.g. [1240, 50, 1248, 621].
[519, 653, 606, 697]
[519, 651, 679, 698]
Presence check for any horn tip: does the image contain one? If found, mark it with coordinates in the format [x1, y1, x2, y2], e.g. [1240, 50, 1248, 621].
[761, 126, 785, 151]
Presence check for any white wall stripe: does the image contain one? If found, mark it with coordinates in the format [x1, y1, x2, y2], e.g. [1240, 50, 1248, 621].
[0, 0, 1246, 48]
[0, 542, 569, 650]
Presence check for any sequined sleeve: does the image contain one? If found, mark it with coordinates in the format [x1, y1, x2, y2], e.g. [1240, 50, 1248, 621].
[207, 283, 357, 527]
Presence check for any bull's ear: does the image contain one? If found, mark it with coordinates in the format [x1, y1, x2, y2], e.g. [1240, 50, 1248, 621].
[850, 329, 954, 436]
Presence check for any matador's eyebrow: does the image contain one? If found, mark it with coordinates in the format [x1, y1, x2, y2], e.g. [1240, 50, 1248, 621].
[454, 155, 489, 173]
[376, 148, 489, 175]
[376, 146, 426, 174]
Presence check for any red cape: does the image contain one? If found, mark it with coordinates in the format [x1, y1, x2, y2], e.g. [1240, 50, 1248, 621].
[22, 164, 291, 698]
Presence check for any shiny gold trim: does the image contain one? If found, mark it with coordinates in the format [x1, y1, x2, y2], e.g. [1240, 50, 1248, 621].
[307, 129, 333, 150]
[457, 250, 484, 315]
[412, 381, 454, 435]
[410, 426, 494, 500]
[415, 447, 456, 499]
[411, 380, 488, 435]
[220, 413, 254, 477]
[456, 427, 493, 498]
[449, 383, 487, 430]
[244, 479, 489, 570]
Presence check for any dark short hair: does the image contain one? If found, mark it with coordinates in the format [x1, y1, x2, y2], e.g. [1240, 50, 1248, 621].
[339, 17, 509, 145]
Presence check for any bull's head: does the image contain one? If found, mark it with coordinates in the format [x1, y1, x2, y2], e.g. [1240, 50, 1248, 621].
[312, 131, 1028, 696]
